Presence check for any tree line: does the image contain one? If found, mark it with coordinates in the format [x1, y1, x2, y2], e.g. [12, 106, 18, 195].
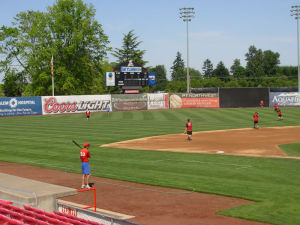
[0, 0, 298, 97]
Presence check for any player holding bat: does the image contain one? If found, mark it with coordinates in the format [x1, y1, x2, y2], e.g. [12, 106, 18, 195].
[80, 143, 91, 189]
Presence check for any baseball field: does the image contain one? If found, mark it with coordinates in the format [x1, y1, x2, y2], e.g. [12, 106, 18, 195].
[1, 107, 300, 225]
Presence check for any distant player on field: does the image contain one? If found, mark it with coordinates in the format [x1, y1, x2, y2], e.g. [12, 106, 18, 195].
[86, 109, 91, 120]
[253, 112, 259, 129]
[106, 105, 110, 116]
[260, 100, 264, 107]
[274, 104, 278, 112]
[80, 143, 91, 189]
[278, 108, 283, 120]
[184, 119, 192, 141]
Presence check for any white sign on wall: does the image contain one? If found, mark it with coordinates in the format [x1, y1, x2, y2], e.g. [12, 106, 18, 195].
[42, 95, 111, 115]
[105, 72, 115, 86]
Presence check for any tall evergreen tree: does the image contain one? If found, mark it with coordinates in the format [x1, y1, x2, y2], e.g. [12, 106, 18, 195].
[170, 52, 185, 81]
[213, 61, 230, 81]
[112, 30, 147, 66]
[202, 59, 214, 78]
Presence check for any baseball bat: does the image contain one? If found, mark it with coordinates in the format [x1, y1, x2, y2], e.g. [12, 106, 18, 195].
[72, 140, 82, 149]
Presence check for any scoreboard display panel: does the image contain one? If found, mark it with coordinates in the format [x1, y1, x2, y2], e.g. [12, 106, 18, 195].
[115, 72, 148, 87]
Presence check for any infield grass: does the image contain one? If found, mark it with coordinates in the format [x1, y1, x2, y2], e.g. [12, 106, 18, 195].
[279, 142, 300, 157]
[1, 107, 300, 225]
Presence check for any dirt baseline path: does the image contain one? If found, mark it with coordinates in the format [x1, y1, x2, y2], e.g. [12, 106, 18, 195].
[102, 126, 300, 159]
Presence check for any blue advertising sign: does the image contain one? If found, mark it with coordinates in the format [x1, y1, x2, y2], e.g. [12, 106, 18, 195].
[120, 67, 142, 73]
[148, 72, 156, 86]
[0, 97, 42, 117]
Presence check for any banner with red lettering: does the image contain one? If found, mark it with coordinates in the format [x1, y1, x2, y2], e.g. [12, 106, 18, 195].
[42, 95, 111, 115]
[169, 93, 219, 109]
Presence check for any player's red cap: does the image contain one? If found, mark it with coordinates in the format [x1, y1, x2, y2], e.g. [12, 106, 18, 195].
[84, 143, 90, 148]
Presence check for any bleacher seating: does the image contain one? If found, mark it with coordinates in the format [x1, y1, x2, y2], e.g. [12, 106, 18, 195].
[0, 214, 23, 225]
[54, 211, 104, 225]
[0, 199, 105, 225]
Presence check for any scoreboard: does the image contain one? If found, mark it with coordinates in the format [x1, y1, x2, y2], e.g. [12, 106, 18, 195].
[115, 72, 148, 87]
[105, 62, 156, 93]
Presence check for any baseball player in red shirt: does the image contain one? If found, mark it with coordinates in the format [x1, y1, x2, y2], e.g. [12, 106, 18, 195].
[278, 109, 283, 120]
[274, 104, 278, 112]
[86, 109, 91, 120]
[253, 112, 259, 129]
[260, 100, 264, 107]
[80, 143, 91, 189]
[185, 119, 192, 141]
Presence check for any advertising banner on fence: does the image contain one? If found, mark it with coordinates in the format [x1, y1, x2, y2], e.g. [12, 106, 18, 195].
[0, 97, 42, 117]
[169, 93, 219, 109]
[111, 94, 147, 111]
[42, 95, 111, 115]
[147, 93, 169, 110]
[269, 92, 300, 106]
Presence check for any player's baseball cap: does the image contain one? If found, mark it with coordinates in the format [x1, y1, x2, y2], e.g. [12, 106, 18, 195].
[84, 143, 90, 148]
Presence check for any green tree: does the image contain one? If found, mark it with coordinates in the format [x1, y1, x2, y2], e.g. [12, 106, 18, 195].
[213, 61, 230, 81]
[0, 0, 110, 96]
[262, 50, 280, 76]
[112, 30, 147, 66]
[277, 66, 297, 77]
[202, 59, 213, 78]
[230, 59, 246, 78]
[245, 45, 265, 78]
[187, 68, 202, 80]
[165, 80, 186, 93]
[148, 65, 168, 92]
[2, 69, 24, 96]
[0, 84, 5, 97]
[171, 52, 185, 81]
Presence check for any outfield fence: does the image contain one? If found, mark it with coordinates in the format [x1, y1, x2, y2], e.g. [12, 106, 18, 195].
[0, 88, 299, 117]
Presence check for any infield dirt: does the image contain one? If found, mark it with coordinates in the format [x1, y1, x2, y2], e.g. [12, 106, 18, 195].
[102, 126, 300, 159]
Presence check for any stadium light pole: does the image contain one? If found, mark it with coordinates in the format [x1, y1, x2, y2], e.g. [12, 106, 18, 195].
[180, 7, 195, 93]
[291, 5, 300, 93]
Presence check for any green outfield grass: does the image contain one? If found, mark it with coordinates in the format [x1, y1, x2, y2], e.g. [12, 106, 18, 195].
[1, 107, 300, 224]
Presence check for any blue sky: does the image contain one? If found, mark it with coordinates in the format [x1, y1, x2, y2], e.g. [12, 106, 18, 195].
[0, 0, 300, 80]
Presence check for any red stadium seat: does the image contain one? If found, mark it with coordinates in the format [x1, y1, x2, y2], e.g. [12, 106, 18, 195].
[54, 210, 105, 225]
[23, 205, 45, 214]
[0, 207, 11, 216]
[0, 202, 13, 210]
[0, 200, 12, 205]
[21, 215, 39, 225]
[6, 218, 23, 225]
[7, 211, 25, 222]
[22, 210, 35, 218]
[0, 214, 10, 225]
